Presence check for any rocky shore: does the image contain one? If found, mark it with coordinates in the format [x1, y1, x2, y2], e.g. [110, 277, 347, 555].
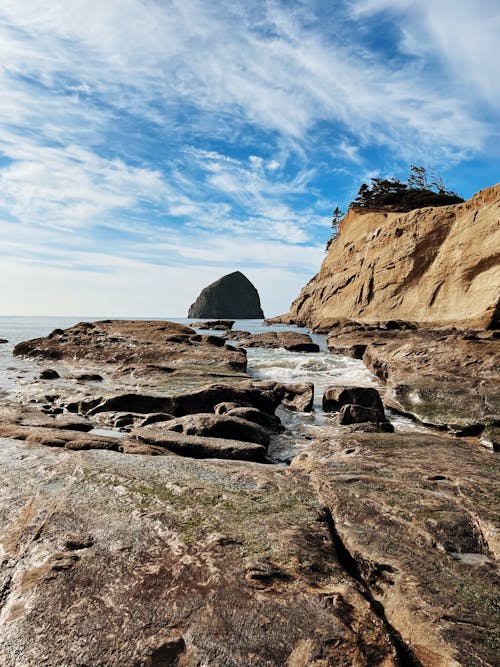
[0, 314, 497, 666]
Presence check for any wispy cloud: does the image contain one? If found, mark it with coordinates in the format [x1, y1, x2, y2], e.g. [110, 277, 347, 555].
[0, 0, 497, 315]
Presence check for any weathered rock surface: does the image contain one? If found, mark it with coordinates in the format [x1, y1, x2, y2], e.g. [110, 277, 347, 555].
[188, 271, 264, 319]
[154, 413, 270, 446]
[293, 430, 500, 667]
[326, 324, 500, 433]
[323, 386, 385, 414]
[14, 320, 247, 381]
[229, 330, 320, 352]
[134, 424, 268, 461]
[279, 184, 500, 330]
[1, 318, 499, 665]
[0, 438, 399, 666]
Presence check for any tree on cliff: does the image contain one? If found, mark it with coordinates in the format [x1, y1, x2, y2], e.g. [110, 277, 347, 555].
[353, 166, 462, 212]
[326, 206, 344, 251]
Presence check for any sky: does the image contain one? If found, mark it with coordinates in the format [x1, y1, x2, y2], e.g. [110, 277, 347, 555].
[0, 0, 499, 317]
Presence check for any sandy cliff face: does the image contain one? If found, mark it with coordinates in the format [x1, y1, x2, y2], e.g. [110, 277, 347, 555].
[287, 184, 500, 330]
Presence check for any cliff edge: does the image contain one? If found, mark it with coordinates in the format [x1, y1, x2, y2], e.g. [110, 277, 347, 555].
[285, 184, 500, 330]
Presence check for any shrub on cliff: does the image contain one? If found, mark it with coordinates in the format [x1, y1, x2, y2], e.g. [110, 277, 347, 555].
[353, 166, 463, 212]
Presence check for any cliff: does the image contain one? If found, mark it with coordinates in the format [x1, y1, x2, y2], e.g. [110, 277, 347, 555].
[285, 184, 500, 330]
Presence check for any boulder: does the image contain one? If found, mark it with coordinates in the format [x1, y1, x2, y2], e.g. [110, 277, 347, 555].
[188, 271, 264, 319]
[214, 401, 248, 414]
[323, 386, 384, 414]
[337, 404, 392, 431]
[84, 383, 281, 419]
[135, 426, 267, 461]
[280, 383, 314, 412]
[157, 413, 270, 446]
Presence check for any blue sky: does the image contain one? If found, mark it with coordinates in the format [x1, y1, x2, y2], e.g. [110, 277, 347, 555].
[0, 0, 498, 316]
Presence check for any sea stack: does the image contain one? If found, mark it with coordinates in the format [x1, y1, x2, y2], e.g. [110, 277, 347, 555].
[188, 271, 264, 319]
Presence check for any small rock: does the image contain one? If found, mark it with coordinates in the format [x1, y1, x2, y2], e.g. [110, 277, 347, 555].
[192, 320, 235, 330]
[40, 369, 60, 380]
[337, 404, 388, 425]
[281, 383, 314, 412]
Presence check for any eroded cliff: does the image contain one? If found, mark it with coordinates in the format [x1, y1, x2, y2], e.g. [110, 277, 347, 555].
[285, 184, 500, 330]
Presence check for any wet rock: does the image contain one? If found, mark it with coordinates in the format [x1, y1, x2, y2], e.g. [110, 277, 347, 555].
[0, 338, 8, 344]
[337, 404, 392, 430]
[323, 386, 384, 414]
[346, 421, 395, 433]
[76, 373, 103, 382]
[214, 401, 248, 414]
[53, 415, 93, 432]
[86, 383, 280, 419]
[40, 369, 60, 380]
[135, 426, 267, 461]
[0, 440, 395, 665]
[188, 271, 264, 319]
[226, 407, 284, 432]
[0, 423, 124, 452]
[138, 413, 175, 427]
[280, 383, 314, 412]
[157, 413, 270, 446]
[324, 326, 500, 432]
[14, 319, 248, 380]
[231, 330, 319, 352]
[192, 320, 235, 330]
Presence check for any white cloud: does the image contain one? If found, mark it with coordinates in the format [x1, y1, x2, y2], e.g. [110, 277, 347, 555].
[0, 0, 497, 316]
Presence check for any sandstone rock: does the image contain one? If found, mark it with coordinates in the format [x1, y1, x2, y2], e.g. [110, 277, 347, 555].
[226, 407, 283, 432]
[337, 403, 389, 427]
[345, 421, 395, 433]
[294, 430, 500, 667]
[14, 320, 248, 382]
[138, 413, 174, 427]
[280, 383, 314, 412]
[188, 271, 264, 319]
[84, 383, 281, 419]
[325, 325, 500, 433]
[282, 184, 500, 330]
[158, 413, 270, 446]
[0, 423, 124, 452]
[0, 439, 397, 665]
[135, 426, 268, 461]
[323, 386, 384, 414]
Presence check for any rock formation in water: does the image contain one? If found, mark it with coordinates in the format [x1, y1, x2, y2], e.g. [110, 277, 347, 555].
[277, 184, 500, 330]
[188, 271, 264, 319]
